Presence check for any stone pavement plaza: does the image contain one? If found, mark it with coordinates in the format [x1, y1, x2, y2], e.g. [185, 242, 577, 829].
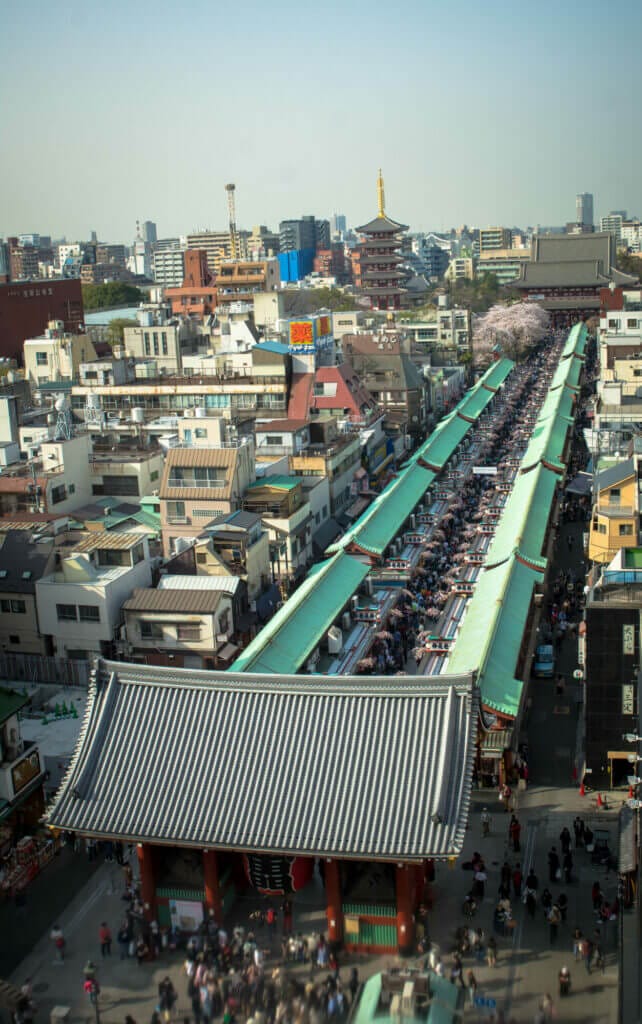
[8, 781, 620, 1024]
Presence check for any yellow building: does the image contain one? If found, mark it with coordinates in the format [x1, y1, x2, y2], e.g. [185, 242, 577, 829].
[589, 458, 639, 563]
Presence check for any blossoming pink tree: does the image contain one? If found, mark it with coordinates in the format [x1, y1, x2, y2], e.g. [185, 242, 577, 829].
[473, 302, 551, 366]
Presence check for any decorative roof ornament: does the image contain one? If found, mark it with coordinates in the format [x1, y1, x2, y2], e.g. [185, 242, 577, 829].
[377, 168, 385, 218]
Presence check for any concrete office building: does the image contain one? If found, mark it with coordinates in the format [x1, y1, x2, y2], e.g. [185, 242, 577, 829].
[576, 192, 594, 229]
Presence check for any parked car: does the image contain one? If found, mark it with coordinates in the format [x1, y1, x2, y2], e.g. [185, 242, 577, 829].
[533, 643, 554, 677]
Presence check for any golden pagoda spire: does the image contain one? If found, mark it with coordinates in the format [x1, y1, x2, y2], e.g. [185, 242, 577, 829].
[377, 168, 385, 218]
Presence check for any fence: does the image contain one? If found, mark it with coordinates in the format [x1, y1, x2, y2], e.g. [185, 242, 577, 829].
[0, 652, 91, 688]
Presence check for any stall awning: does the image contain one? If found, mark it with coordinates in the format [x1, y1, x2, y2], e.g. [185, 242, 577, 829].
[480, 728, 512, 755]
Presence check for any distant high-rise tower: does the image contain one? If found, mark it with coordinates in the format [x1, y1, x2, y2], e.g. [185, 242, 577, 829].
[576, 193, 594, 229]
[141, 220, 157, 244]
[332, 214, 347, 236]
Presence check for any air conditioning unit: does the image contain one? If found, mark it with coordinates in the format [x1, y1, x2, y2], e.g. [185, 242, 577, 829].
[342, 612, 351, 631]
[327, 625, 343, 654]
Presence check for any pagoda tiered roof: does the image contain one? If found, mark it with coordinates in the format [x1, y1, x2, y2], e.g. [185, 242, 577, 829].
[356, 213, 409, 234]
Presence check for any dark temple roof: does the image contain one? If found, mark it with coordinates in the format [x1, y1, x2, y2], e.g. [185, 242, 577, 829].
[46, 659, 478, 861]
[356, 214, 409, 234]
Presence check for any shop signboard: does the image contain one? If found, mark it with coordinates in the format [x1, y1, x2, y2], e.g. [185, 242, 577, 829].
[11, 749, 41, 795]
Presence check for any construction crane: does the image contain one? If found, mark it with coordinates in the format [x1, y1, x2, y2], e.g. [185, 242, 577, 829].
[225, 183, 238, 260]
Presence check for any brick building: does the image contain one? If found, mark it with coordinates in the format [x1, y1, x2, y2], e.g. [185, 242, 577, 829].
[0, 279, 84, 363]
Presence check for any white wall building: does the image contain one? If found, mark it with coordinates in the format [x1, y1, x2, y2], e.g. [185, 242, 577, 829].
[35, 533, 153, 658]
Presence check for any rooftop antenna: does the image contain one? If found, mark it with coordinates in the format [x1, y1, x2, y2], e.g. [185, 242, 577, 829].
[377, 169, 385, 218]
[54, 393, 74, 441]
[226, 184, 238, 259]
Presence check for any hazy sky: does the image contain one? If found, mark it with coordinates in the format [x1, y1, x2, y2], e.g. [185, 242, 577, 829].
[1, 0, 641, 243]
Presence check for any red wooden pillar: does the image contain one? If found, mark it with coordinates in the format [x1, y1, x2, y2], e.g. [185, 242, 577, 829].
[395, 863, 414, 955]
[325, 859, 343, 946]
[203, 850, 223, 922]
[137, 843, 157, 922]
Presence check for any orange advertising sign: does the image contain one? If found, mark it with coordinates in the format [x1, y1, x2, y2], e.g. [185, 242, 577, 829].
[289, 321, 314, 345]
[318, 315, 331, 337]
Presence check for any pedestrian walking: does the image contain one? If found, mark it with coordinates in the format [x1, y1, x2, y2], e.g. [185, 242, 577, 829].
[541, 992, 554, 1020]
[548, 846, 560, 882]
[558, 966, 571, 997]
[481, 807, 491, 837]
[450, 953, 464, 987]
[466, 970, 477, 1007]
[557, 892, 568, 922]
[573, 817, 584, 847]
[548, 903, 561, 944]
[50, 925, 65, 963]
[509, 815, 521, 852]
[573, 927, 583, 960]
[158, 977, 177, 1023]
[486, 935, 497, 968]
[512, 864, 523, 900]
[266, 905, 276, 943]
[99, 922, 112, 957]
[117, 920, 131, 960]
[582, 937, 593, 974]
[559, 827, 572, 854]
[592, 880, 602, 910]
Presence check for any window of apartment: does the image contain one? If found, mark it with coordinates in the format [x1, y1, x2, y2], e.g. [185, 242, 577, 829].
[592, 522, 607, 534]
[57, 603, 77, 621]
[322, 505, 328, 518]
[167, 501, 186, 520]
[193, 509, 216, 519]
[0, 599, 26, 614]
[153, 337, 159, 356]
[161, 332, 168, 355]
[608, 319, 618, 329]
[9, 635, 19, 645]
[195, 428, 207, 439]
[177, 623, 201, 641]
[619, 524, 634, 536]
[196, 552, 208, 564]
[627, 319, 638, 329]
[609, 488, 621, 503]
[150, 470, 159, 481]
[35, 352, 48, 365]
[144, 338, 151, 356]
[218, 609, 230, 634]
[140, 621, 164, 640]
[132, 543, 145, 565]
[266, 436, 283, 446]
[50, 484, 67, 505]
[79, 605, 100, 622]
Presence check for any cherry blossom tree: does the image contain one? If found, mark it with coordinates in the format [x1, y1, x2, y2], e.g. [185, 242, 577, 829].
[473, 302, 551, 366]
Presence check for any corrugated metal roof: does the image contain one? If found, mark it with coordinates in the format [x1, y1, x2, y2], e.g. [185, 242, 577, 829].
[46, 660, 478, 860]
[72, 532, 145, 553]
[232, 550, 370, 674]
[123, 587, 223, 614]
[158, 575, 240, 595]
[247, 475, 300, 491]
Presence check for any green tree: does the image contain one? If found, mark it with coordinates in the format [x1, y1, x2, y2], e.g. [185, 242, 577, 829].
[106, 318, 138, 346]
[308, 287, 358, 311]
[82, 282, 145, 311]
[616, 250, 642, 280]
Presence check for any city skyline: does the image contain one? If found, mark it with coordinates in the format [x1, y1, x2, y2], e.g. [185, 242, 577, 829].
[2, 0, 641, 240]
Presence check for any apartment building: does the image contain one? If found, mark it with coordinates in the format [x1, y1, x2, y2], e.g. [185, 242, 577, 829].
[216, 260, 280, 305]
[290, 419, 361, 516]
[23, 323, 98, 389]
[588, 457, 640, 564]
[123, 584, 236, 669]
[243, 476, 312, 582]
[36, 532, 153, 659]
[159, 439, 255, 555]
[123, 318, 211, 375]
[0, 434, 93, 517]
[0, 529, 58, 655]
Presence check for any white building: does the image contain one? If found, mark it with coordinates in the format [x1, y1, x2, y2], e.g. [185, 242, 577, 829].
[152, 240, 185, 288]
[35, 532, 153, 659]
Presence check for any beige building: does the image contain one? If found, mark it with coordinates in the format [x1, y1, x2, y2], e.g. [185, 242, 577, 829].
[243, 477, 312, 582]
[122, 319, 211, 375]
[159, 439, 255, 555]
[289, 420, 362, 516]
[445, 257, 475, 282]
[0, 434, 93, 517]
[123, 586, 235, 669]
[24, 322, 98, 390]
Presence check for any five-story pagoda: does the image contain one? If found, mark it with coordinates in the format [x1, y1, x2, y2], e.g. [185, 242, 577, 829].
[355, 170, 408, 311]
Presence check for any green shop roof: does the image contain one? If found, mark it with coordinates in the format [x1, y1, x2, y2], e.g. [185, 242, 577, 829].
[348, 464, 435, 555]
[247, 475, 300, 491]
[447, 555, 543, 718]
[477, 356, 515, 391]
[231, 550, 369, 674]
[486, 463, 557, 567]
[0, 687, 29, 724]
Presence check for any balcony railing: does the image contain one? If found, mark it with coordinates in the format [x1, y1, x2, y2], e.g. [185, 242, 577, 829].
[596, 504, 635, 518]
